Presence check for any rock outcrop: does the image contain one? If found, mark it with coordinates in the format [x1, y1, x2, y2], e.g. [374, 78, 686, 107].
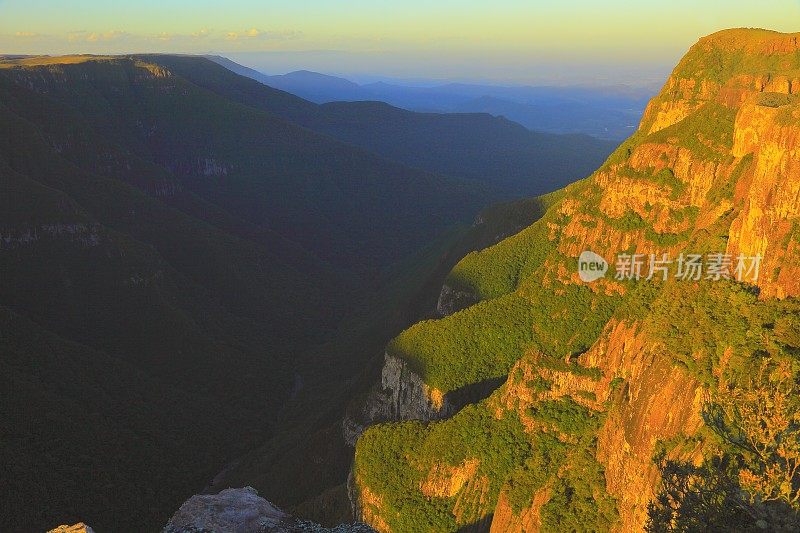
[342, 353, 454, 446]
[488, 320, 707, 532]
[435, 284, 477, 317]
[164, 487, 297, 532]
[379, 353, 454, 422]
[164, 487, 375, 533]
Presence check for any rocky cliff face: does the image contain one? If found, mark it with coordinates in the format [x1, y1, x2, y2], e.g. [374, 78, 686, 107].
[379, 353, 454, 421]
[488, 320, 707, 531]
[343, 353, 455, 446]
[350, 28, 800, 533]
[436, 283, 478, 317]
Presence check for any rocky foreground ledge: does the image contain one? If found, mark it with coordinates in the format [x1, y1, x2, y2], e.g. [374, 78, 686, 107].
[49, 487, 374, 533]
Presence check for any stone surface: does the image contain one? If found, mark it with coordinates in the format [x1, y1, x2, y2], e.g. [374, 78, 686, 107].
[342, 352, 454, 446]
[435, 283, 477, 317]
[164, 487, 295, 532]
[164, 487, 374, 533]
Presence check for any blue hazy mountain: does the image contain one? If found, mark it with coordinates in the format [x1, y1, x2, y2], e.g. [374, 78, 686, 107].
[202, 55, 618, 196]
[207, 56, 655, 141]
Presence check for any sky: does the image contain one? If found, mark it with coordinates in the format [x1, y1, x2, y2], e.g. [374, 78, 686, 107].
[1, 1, 798, 85]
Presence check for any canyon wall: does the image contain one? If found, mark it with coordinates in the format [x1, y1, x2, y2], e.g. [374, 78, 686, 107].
[350, 28, 800, 533]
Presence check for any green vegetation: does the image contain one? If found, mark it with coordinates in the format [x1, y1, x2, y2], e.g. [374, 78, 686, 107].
[477, 187, 569, 235]
[527, 375, 554, 393]
[540, 448, 618, 533]
[603, 209, 649, 232]
[640, 281, 800, 531]
[504, 433, 567, 512]
[520, 279, 622, 359]
[775, 100, 800, 126]
[388, 274, 620, 395]
[503, 417, 617, 531]
[641, 280, 800, 386]
[618, 166, 686, 199]
[600, 130, 646, 169]
[387, 293, 539, 393]
[652, 168, 686, 200]
[445, 180, 586, 300]
[355, 405, 531, 531]
[646, 455, 768, 532]
[528, 398, 604, 436]
[756, 91, 797, 108]
[356, 29, 800, 533]
[648, 350, 800, 531]
[356, 395, 618, 532]
[406, 177, 626, 392]
[647, 102, 736, 162]
[645, 227, 691, 246]
[377, 275, 799, 531]
[538, 358, 603, 380]
[445, 211, 556, 300]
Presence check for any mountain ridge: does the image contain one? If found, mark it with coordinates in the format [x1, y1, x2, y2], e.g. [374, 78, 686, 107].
[206, 56, 652, 141]
[179, 54, 619, 197]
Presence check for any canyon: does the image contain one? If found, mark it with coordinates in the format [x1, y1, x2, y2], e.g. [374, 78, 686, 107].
[4, 25, 800, 533]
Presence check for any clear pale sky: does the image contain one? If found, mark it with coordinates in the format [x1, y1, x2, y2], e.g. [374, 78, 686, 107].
[1, 1, 798, 84]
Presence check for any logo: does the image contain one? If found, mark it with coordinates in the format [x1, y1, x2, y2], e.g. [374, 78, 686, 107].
[578, 250, 608, 282]
[576, 250, 762, 283]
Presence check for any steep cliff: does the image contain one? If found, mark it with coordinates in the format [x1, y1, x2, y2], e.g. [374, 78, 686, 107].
[351, 28, 800, 532]
[343, 353, 455, 446]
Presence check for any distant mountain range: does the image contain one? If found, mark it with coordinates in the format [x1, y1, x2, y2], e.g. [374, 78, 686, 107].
[197, 55, 617, 196]
[208, 55, 655, 141]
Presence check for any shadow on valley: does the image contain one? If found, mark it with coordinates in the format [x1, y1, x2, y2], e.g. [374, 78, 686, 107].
[0, 53, 617, 530]
[457, 514, 494, 533]
[445, 376, 507, 413]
